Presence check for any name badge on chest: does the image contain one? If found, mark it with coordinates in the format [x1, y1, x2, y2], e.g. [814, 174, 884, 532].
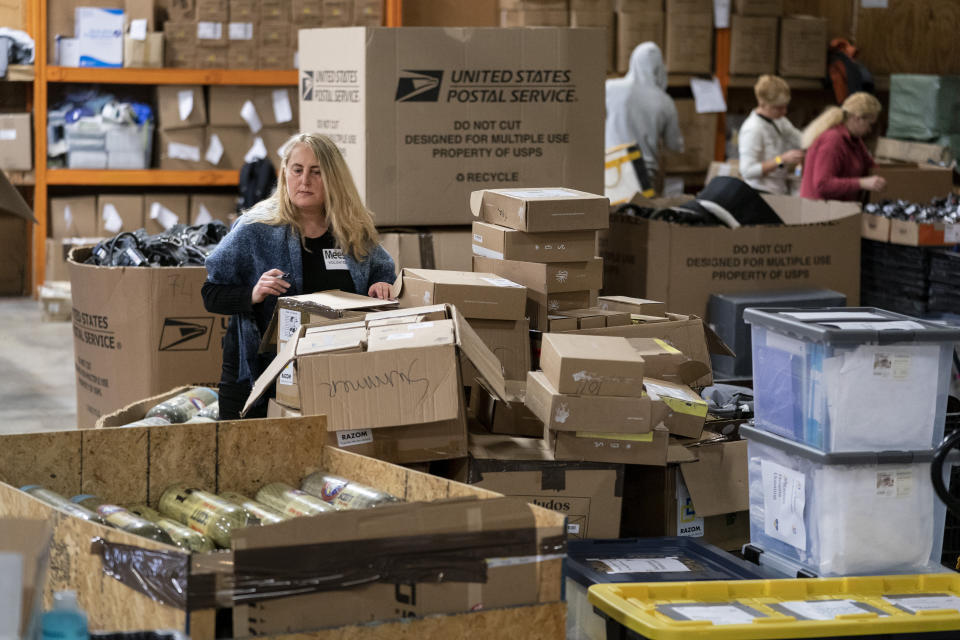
[323, 248, 348, 270]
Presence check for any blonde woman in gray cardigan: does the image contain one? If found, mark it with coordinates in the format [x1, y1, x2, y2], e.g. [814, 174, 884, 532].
[738, 75, 805, 195]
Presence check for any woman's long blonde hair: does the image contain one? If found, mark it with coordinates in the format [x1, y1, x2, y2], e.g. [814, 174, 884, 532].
[252, 132, 379, 259]
[801, 92, 882, 149]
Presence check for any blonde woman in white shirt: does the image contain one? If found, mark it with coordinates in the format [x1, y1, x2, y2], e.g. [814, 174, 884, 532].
[738, 75, 805, 194]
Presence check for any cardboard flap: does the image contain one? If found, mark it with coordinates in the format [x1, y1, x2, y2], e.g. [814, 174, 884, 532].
[468, 431, 554, 462]
[242, 331, 301, 416]
[453, 307, 517, 402]
[680, 439, 748, 517]
[703, 323, 736, 357]
[0, 170, 36, 223]
[469, 190, 485, 217]
[676, 360, 712, 385]
[365, 303, 448, 324]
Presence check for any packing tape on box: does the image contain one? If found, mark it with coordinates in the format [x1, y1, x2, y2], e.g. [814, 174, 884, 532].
[91, 527, 565, 610]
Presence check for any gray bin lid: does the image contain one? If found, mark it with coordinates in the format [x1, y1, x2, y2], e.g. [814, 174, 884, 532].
[740, 425, 953, 465]
[743, 306, 960, 345]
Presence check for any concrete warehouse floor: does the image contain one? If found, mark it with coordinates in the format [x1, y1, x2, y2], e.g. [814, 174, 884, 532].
[0, 297, 77, 432]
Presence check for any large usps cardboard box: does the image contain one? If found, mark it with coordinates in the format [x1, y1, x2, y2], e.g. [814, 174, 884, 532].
[298, 27, 605, 226]
[601, 194, 862, 318]
[68, 247, 226, 427]
[0, 415, 566, 638]
[869, 162, 954, 204]
[450, 430, 624, 539]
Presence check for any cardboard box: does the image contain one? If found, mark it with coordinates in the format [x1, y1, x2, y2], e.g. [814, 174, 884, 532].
[526, 290, 597, 330]
[229, 0, 257, 21]
[550, 307, 632, 329]
[569, 9, 615, 72]
[627, 337, 708, 384]
[323, 0, 354, 25]
[67, 247, 227, 427]
[596, 295, 666, 317]
[734, 0, 781, 15]
[888, 217, 960, 247]
[196, 0, 228, 21]
[380, 228, 473, 273]
[662, 98, 718, 173]
[540, 333, 644, 397]
[616, 11, 665, 73]
[861, 212, 891, 243]
[189, 193, 237, 225]
[465, 318, 531, 382]
[778, 15, 827, 78]
[196, 45, 228, 68]
[665, 0, 710, 11]
[258, 45, 292, 69]
[621, 437, 749, 550]
[0, 113, 32, 170]
[355, 0, 383, 25]
[259, 21, 290, 47]
[292, 0, 323, 22]
[869, 163, 954, 204]
[164, 41, 196, 68]
[455, 431, 624, 539]
[552, 424, 671, 465]
[50, 196, 99, 238]
[394, 268, 527, 320]
[97, 194, 144, 235]
[615, 0, 662, 10]
[367, 319, 457, 351]
[163, 19, 196, 44]
[143, 194, 189, 234]
[266, 289, 396, 350]
[207, 85, 257, 127]
[601, 194, 862, 318]
[729, 15, 777, 76]
[473, 383, 543, 437]
[299, 27, 605, 226]
[40, 281, 73, 322]
[471, 221, 597, 263]
[472, 256, 603, 296]
[123, 32, 164, 68]
[0, 170, 31, 295]
[260, 0, 291, 22]
[0, 415, 565, 636]
[204, 125, 250, 169]
[76, 7, 124, 67]
[665, 11, 712, 74]
[159, 127, 206, 169]
[645, 377, 707, 439]
[251, 87, 299, 127]
[875, 137, 951, 165]
[157, 85, 207, 130]
[196, 20, 227, 47]
[471, 188, 609, 233]
[525, 370, 652, 433]
[499, 9, 570, 26]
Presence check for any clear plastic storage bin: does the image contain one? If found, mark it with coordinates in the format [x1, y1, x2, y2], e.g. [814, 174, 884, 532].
[743, 425, 950, 577]
[746, 307, 960, 452]
[564, 537, 765, 640]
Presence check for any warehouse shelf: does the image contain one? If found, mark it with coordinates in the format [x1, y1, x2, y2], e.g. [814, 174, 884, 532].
[45, 169, 240, 187]
[46, 67, 299, 86]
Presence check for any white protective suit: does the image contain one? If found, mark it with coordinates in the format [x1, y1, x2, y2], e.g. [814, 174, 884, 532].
[605, 42, 684, 176]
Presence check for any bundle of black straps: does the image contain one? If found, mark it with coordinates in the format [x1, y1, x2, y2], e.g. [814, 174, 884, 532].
[85, 221, 229, 267]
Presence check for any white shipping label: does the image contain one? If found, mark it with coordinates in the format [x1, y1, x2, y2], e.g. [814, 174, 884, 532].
[244, 136, 267, 163]
[471, 245, 505, 260]
[240, 100, 263, 134]
[0, 129, 16, 140]
[194, 204, 213, 226]
[177, 89, 194, 121]
[945, 225, 960, 244]
[597, 557, 689, 574]
[322, 248, 348, 270]
[63, 205, 73, 229]
[205, 133, 224, 165]
[228, 22, 253, 40]
[876, 469, 913, 498]
[102, 203, 123, 233]
[676, 473, 704, 537]
[502, 188, 577, 199]
[129, 18, 147, 40]
[336, 429, 373, 447]
[779, 600, 882, 621]
[481, 277, 523, 288]
[645, 381, 697, 402]
[567, 523, 580, 535]
[167, 142, 200, 162]
[872, 352, 912, 379]
[761, 459, 807, 550]
[671, 605, 759, 625]
[884, 594, 960, 613]
[197, 21, 223, 40]
[151, 205, 179, 230]
[473, 233, 483, 243]
[278, 308, 301, 342]
[690, 76, 727, 113]
[385, 332, 414, 341]
[278, 362, 294, 386]
[272, 89, 293, 123]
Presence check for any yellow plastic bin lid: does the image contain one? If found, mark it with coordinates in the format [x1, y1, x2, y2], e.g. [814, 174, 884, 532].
[589, 574, 960, 639]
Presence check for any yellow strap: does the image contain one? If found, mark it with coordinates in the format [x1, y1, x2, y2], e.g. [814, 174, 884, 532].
[661, 397, 709, 418]
[576, 431, 654, 442]
[653, 338, 682, 354]
[603, 149, 643, 169]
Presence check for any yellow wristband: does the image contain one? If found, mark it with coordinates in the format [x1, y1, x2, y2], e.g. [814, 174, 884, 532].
[775, 155, 783, 167]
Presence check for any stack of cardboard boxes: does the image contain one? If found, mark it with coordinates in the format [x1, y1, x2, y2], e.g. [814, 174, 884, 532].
[469, 188, 608, 330]
[157, 84, 297, 171]
[616, 0, 664, 73]
[46, 197, 102, 283]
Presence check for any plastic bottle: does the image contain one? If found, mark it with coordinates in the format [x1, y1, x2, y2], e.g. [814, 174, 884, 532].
[126, 504, 216, 553]
[219, 491, 291, 525]
[70, 495, 174, 546]
[117, 416, 172, 428]
[255, 482, 337, 518]
[158, 485, 255, 548]
[144, 387, 219, 423]
[21, 486, 105, 524]
[41, 590, 88, 640]
[197, 401, 219, 420]
[300, 472, 401, 510]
